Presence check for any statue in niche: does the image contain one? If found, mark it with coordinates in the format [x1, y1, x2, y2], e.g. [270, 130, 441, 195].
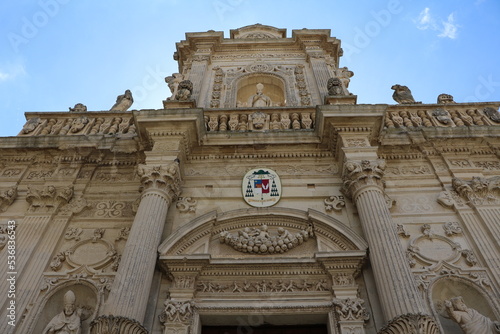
[43, 290, 82, 334]
[327, 77, 343, 96]
[444, 296, 500, 334]
[249, 83, 272, 107]
[110, 89, 133, 111]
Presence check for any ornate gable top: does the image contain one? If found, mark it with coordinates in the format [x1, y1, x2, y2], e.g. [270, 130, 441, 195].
[230, 24, 287, 39]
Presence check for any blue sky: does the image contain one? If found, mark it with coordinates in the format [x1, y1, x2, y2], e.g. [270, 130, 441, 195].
[1, 0, 499, 136]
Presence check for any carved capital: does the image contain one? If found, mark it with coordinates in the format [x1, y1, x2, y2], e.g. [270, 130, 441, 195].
[159, 299, 195, 325]
[332, 298, 370, 322]
[341, 160, 386, 199]
[90, 315, 148, 334]
[452, 176, 500, 206]
[377, 313, 439, 334]
[26, 185, 73, 213]
[138, 162, 181, 202]
[0, 186, 17, 212]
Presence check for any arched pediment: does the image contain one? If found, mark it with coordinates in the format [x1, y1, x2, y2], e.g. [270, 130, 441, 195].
[230, 24, 287, 39]
[158, 207, 367, 258]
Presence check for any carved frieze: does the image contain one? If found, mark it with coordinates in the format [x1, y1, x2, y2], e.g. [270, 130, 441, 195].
[159, 299, 195, 324]
[197, 278, 329, 293]
[219, 224, 314, 254]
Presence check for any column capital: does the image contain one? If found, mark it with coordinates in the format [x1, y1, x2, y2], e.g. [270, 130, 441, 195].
[138, 161, 181, 203]
[341, 159, 386, 200]
[90, 315, 148, 334]
[377, 313, 439, 334]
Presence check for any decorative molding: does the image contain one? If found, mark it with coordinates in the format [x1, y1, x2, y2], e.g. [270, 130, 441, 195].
[377, 313, 439, 334]
[115, 227, 130, 241]
[90, 315, 147, 334]
[443, 222, 462, 236]
[396, 224, 410, 238]
[341, 160, 386, 199]
[219, 224, 314, 254]
[324, 195, 345, 212]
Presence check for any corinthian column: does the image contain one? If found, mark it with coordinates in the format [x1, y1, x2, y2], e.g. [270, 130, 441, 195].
[341, 160, 437, 331]
[94, 161, 181, 334]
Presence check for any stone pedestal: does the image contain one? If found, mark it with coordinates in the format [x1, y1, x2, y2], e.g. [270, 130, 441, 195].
[99, 162, 181, 330]
[324, 95, 357, 105]
[162, 99, 196, 109]
[341, 160, 435, 329]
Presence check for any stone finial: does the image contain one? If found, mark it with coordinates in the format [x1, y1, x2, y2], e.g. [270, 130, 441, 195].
[437, 93, 456, 104]
[391, 84, 421, 104]
[69, 103, 87, 112]
[110, 90, 133, 111]
[327, 77, 343, 96]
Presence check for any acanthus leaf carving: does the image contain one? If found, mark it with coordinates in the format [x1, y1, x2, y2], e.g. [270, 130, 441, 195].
[341, 160, 386, 199]
[26, 185, 74, 212]
[138, 162, 182, 203]
[452, 176, 500, 206]
[378, 313, 439, 334]
[159, 299, 195, 324]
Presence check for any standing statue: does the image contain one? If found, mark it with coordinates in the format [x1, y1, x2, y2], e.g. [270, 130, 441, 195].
[445, 296, 500, 334]
[110, 90, 133, 111]
[165, 73, 184, 100]
[336, 67, 354, 94]
[391, 84, 420, 104]
[249, 83, 272, 107]
[43, 290, 82, 334]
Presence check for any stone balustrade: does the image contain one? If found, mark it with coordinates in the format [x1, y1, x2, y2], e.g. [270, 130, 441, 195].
[384, 103, 500, 129]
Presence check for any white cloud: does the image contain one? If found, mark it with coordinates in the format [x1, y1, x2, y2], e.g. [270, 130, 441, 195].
[416, 8, 436, 30]
[438, 13, 459, 39]
[0, 63, 26, 82]
[414, 8, 459, 39]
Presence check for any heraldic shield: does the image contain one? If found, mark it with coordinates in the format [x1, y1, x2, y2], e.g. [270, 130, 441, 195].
[242, 168, 282, 207]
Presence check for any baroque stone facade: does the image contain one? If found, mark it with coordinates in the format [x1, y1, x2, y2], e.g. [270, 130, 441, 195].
[1, 24, 499, 334]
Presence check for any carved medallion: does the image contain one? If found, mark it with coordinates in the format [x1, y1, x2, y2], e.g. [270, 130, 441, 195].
[242, 168, 281, 207]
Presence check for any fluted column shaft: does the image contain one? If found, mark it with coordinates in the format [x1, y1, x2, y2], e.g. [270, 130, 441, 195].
[342, 160, 427, 322]
[103, 162, 181, 324]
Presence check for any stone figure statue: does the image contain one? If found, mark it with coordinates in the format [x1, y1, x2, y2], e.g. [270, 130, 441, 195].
[391, 84, 420, 104]
[484, 107, 500, 123]
[68, 103, 87, 112]
[327, 77, 343, 96]
[336, 67, 354, 94]
[437, 93, 456, 104]
[43, 290, 82, 334]
[110, 90, 133, 111]
[165, 73, 184, 100]
[249, 83, 272, 107]
[445, 296, 500, 334]
[176, 80, 193, 100]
